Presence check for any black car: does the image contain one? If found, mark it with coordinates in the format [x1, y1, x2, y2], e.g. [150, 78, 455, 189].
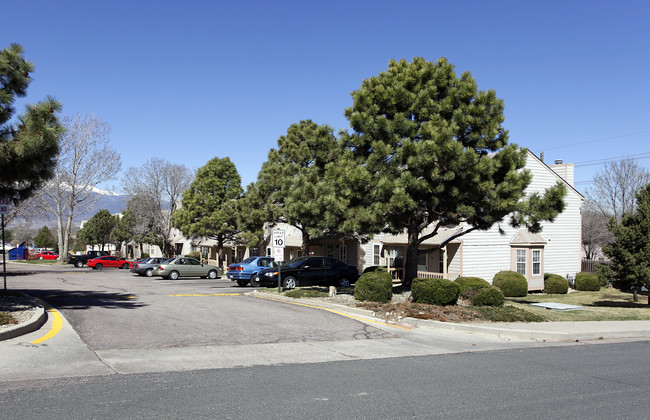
[254, 256, 359, 289]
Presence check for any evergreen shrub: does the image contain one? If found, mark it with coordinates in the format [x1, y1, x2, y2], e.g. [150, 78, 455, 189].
[575, 272, 601, 291]
[595, 264, 615, 287]
[492, 271, 528, 297]
[543, 273, 569, 294]
[454, 276, 491, 298]
[354, 271, 393, 303]
[185, 251, 202, 260]
[472, 286, 505, 307]
[411, 278, 460, 306]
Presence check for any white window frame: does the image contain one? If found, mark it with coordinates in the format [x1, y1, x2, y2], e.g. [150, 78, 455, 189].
[532, 249, 541, 275]
[516, 250, 526, 275]
[373, 244, 380, 266]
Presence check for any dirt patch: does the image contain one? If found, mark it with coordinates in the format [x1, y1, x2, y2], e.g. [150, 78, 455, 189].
[357, 300, 484, 323]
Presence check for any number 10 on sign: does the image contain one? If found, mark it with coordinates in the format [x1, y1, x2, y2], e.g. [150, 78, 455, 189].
[272, 230, 285, 248]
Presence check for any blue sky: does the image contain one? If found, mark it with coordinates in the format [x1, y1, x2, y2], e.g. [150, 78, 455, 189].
[3, 0, 649, 192]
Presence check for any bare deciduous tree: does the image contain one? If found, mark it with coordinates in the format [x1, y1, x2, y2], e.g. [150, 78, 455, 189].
[31, 114, 121, 260]
[588, 158, 650, 220]
[581, 200, 613, 260]
[122, 158, 193, 256]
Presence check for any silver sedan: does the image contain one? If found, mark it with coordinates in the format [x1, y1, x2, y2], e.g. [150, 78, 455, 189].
[151, 257, 223, 280]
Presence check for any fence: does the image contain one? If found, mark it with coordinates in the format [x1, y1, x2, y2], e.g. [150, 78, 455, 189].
[388, 268, 460, 281]
[581, 259, 611, 273]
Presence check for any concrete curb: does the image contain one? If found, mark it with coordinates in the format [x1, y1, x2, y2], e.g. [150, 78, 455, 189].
[0, 294, 47, 342]
[251, 291, 650, 342]
[397, 317, 605, 342]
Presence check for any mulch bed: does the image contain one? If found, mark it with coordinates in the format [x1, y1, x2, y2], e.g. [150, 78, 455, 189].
[357, 300, 485, 323]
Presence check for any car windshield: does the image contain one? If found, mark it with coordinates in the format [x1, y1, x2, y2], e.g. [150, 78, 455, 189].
[281, 256, 310, 268]
[240, 257, 257, 264]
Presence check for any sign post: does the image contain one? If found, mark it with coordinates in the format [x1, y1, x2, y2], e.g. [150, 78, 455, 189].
[272, 229, 285, 293]
[0, 198, 9, 290]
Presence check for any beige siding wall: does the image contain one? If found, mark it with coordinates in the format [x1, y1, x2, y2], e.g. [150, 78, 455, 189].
[526, 155, 583, 278]
[461, 153, 583, 286]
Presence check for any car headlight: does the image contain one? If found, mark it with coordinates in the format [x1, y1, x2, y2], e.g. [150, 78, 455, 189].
[264, 271, 278, 277]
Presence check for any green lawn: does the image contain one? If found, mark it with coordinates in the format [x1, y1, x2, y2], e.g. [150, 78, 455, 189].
[508, 288, 650, 321]
[10, 259, 61, 264]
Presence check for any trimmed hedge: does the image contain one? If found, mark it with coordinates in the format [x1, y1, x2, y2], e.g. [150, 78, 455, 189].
[472, 286, 505, 307]
[354, 271, 393, 303]
[185, 251, 202, 260]
[492, 271, 528, 297]
[575, 272, 601, 291]
[454, 277, 491, 295]
[411, 278, 460, 306]
[543, 273, 569, 294]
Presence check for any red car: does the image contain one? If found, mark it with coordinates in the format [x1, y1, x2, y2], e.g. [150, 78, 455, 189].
[87, 256, 133, 270]
[36, 251, 59, 260]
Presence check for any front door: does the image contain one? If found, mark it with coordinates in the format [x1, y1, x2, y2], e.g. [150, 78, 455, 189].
[418, 251, 428, 272]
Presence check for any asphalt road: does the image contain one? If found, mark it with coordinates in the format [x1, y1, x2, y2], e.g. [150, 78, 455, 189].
[1, 341, 649, 419]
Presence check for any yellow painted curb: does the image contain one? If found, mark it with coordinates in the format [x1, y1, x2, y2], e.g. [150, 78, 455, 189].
[31, 299, 63, 344]
[254, 295, 413, 330]
[169, 293, 244, 297]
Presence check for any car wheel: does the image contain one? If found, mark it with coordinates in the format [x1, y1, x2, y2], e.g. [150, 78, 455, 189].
[121, 263, 129, 269]
[169, 271, 179, 280]
[282, 276, 298, 289]
[145, 269, 153, 277]
[95, 263, 103, 270]
[75, 260, 83, 268]
[236, 279, 249, 287]
[338, 278, 351, 288]
[249, 275, 260, 287]
[208, 270, 218, 279]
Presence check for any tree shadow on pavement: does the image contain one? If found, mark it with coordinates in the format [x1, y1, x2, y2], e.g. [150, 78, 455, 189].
[23, 289, 147, 310]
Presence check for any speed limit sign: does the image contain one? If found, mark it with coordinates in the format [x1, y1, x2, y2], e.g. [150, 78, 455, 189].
[272, 229, 285, 248]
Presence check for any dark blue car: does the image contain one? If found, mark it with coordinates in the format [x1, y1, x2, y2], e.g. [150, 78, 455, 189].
[227, 256, 278, 287]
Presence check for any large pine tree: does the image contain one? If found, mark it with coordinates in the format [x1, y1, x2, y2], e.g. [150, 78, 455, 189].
[172, 157, 243, 266]
[252, 120, 344, 252]
[0, 43, 63, 203]
[339, 57, 566, 286]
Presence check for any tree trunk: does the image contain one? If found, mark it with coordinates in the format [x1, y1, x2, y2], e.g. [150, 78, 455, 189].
[301, 230, 310, 256]
[633, 288, 638, 302]
[56, 209, 65, 263]
[217, 237, 225, 269]
[403, 228, 420, 288]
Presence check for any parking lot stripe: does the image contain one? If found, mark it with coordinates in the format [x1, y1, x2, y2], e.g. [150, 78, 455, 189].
[169, 293, 244, 297]
[31, 299, 63, 344]
[254, 295, 413, 330]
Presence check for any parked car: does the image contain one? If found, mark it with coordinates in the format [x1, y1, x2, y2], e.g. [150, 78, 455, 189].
[36, 251, 59, 260]
[253, 256, 359, 289]
[227, 256, 278, 286]
[87, 256, 133, 270]
[131, 257, 172, 277]
[151, 257, 223, 280]
[68, 250, 110, 267]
